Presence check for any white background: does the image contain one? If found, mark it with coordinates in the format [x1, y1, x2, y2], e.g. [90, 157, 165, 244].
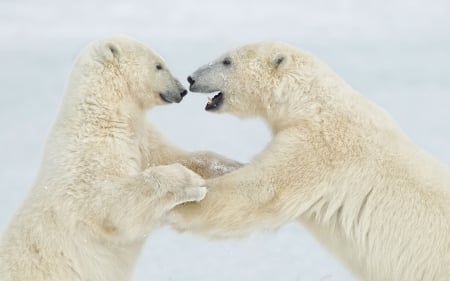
[0, 0, 449, 280]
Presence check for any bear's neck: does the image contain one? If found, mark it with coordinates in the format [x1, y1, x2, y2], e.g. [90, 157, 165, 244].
[62, 74, 145, 135]
[264, 71, 358, 133]
[264, 100, 329, 134]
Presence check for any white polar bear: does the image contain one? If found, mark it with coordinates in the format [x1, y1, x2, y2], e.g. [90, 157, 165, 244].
[0, 36, 240, 281]
[171, 42, 450, 281]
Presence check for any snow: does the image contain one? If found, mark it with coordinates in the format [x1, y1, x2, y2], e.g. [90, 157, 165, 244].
[0, 0, 449, 280]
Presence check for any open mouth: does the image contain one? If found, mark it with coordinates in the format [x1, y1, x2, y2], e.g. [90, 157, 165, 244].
[205, 92, 223, 111]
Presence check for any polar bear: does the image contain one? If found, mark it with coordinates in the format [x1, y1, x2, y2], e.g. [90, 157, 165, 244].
[171, 42, 450, 281]
[0, 36, 240, 281]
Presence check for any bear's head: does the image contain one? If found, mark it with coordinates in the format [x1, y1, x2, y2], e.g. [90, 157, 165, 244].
[79, 36, 187, 109]
[187, 41, 318, 120]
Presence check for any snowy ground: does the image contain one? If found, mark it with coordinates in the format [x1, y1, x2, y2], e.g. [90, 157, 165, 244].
[0, 0, 449, 280]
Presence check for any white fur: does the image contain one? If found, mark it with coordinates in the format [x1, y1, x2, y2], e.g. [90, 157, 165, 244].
[171, 41, 450, 281]
[0, 36, 240, 281]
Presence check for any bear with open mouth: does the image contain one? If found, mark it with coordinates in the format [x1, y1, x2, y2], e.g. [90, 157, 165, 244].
[171, 41, 450, 281]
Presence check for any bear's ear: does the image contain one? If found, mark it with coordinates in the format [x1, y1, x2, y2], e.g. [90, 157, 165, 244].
[99, 42, 121, 63]
[271, 53, 288, 70]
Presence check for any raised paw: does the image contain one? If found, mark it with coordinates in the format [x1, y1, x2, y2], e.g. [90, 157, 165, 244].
[179, 185, 207, 203]
[166, 163, 207, 205]
[145, 163, 207, 209]
[183, 152, 244, 179]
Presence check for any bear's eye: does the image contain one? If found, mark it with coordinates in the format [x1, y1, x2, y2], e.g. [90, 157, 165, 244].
[222, 58, 231, 66]
[156, 63, 163, 70]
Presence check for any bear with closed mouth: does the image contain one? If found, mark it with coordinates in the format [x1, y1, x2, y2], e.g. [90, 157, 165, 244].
[0, 36, 241, 281]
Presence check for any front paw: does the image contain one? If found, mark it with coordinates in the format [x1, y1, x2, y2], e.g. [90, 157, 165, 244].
[217, 159, 243, 172]
[180, 185, 207, 203]
[149, 163, 207, 206]
[187, 152, 244, 178]
[206, 157, 243, 178]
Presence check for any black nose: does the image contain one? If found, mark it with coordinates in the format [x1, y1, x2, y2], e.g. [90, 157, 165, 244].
[187, 76, 195, 86]
[180, 89, 188, 97]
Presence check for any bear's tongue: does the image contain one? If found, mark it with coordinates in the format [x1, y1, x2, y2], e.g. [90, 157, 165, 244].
[205, 92, 223, 111]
